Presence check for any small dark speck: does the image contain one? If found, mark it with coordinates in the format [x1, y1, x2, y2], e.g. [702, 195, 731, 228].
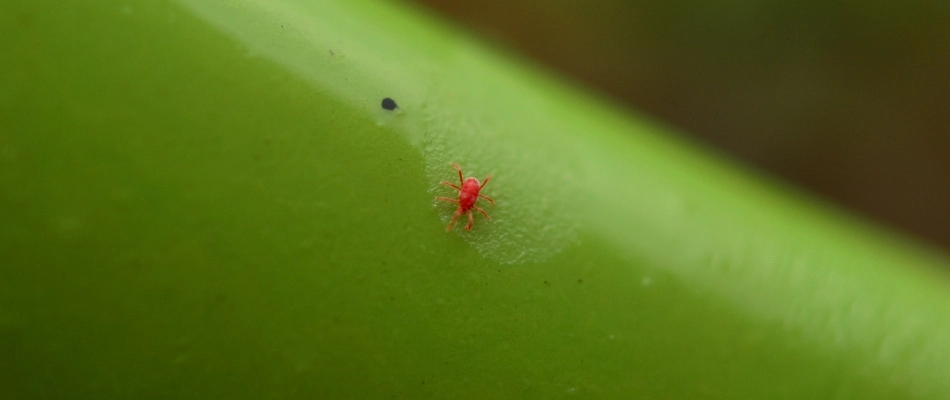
[544, 280, 550, 286]
[577, 279, 583, 284]
[381, 97, 398, 110]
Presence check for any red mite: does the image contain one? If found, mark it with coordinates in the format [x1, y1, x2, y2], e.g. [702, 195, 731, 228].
[437, 163, 495, 232]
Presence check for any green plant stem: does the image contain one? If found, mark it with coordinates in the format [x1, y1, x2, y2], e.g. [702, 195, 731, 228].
[1, 0, 948, 399]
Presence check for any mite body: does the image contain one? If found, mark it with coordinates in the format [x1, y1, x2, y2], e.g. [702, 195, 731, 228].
[437, 163, 495, 231]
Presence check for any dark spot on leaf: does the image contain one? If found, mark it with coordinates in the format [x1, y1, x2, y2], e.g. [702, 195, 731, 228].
[381, 97, 398, 110]
[577, 279, 583, 284]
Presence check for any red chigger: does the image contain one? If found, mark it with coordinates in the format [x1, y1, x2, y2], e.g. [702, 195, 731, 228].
[436, 163, 495, 231]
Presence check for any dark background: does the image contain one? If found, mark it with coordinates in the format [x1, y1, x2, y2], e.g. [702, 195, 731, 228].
[407, 0, 950, 251]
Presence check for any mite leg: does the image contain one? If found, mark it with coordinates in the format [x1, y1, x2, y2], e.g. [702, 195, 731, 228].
[441, 181, 462, 191]
[480, 174, 492, 188]
[477, 194, 495, 205]
[473, 206, 491, 220]
[464, 211, 475, 231]
[451, 163, 464, 185]
[436, 196, 459, 204]
[446, 207, 463, 232]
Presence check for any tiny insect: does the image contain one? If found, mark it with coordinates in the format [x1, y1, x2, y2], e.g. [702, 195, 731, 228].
[436, 163, 495, 232]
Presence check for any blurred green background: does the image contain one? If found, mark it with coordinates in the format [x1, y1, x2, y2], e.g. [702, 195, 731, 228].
[410, 0, 950, 251]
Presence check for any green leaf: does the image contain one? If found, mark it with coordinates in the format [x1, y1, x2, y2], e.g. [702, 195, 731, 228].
[2, 0, 948, 398]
